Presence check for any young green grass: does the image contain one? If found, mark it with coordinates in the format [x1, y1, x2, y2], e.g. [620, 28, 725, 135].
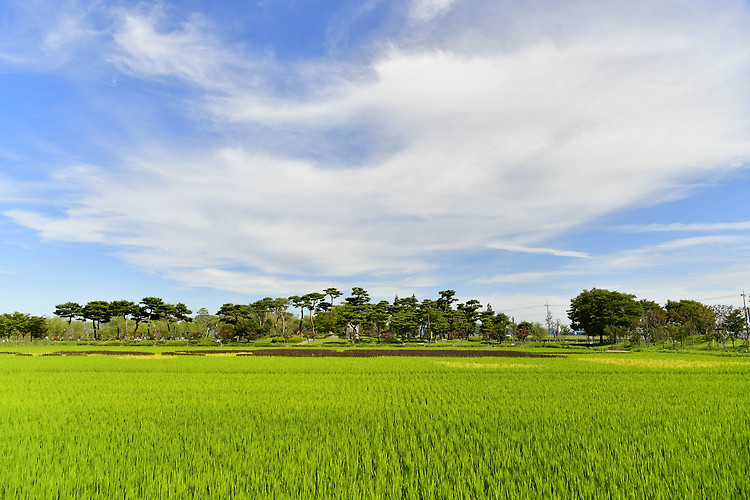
[0, 353, 748, 498]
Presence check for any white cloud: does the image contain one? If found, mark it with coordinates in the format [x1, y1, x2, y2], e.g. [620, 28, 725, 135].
[108, 4, 249, 91]
[617, 221, 750, 232]
[0, 0, 104, 70]
[408, 0, 458, 22]
[5, 0, 750, 304]
[485, 243, 589, 259]
[473, 271, 574, 285]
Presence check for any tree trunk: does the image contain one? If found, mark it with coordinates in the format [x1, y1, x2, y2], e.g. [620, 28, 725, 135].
[309, 310, 316, 339]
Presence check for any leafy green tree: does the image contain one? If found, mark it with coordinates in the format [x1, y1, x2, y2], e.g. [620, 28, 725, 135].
[568, 288, 643, 344]
[217, 303, 257, 341]
[343, 287, 370, 340]
[272, 298, 291, 340]
[447, 308, 468, 340]
[313, 309, 338, 338]
[515, 321, 533, 346]
[194, 307, 219, 338]
[480, 305, 508, 343]
[302, 292, 325, 339]
[665, 300, 714, 348]
[131, 305, 149, 337]
[82, 301, 111, 340]
[457, 299, 481, 339]
[250, 298, 274, 333]
[389, 296, 420, 342]
[155, 303, 177, 338]
[494, 311, 511, 342]
[0, 313, 47, 339]
[369, 300, 391, 342]
[217, 303, 245, 325]
[25, 316, 48, 339]
[157, 302, 192, 338]
[54, 302, 83, 337]
[140, 297, 164, 337]
[418, 299, 444, 342]
[639, 300, 666, 347]
[46, 316, 68, 340]
[323, 287, 342, 311]
[288, 296, 305, 336]
[720, 307, 745, 348]
[109, 300, 136, 340]
[437, 290, 457, 313]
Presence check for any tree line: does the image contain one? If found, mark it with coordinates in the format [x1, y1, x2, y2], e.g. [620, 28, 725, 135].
[568, 288, 750, 349]
[3, 289, 521, 344]
[214, 288, 519, 344]
[1, 286, 748, 348]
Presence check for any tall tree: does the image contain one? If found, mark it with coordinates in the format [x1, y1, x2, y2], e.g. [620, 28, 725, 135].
[272, 298, 291, 340]
[82, 301, 111, 340]
[54, 302, 83, 338]
[390, 295, 420, 342]
[721, 308, 746, 348]
[479, 305, 497, 343]
[437, 290, 457, 313]
[25, 315, 48, 339]
[640, 300, 667, 347]
[665, 300, 714, 348]
[343, 287, 371, 340]
[250, 298, 274, 333]
[288, 296, 305, 335]
[302, 292, 325, 339]
[568, 288, 642, 344]
[323, 287, 342, 311]
[194, 307, 219, 338]
[131, 305, 149, 337]
[515, 321, 533, 346]
[369, 300, 391, 343]
[457, 299, 481, 339]
[109, 300, 136, 340]
[140, 297, 165, 337]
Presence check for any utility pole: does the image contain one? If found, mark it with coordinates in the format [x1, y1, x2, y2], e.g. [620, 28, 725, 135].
[545, 302, 554, 341]
[742, 290, 750, 348]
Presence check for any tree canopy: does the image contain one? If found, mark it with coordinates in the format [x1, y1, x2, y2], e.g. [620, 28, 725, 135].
[568, 288, 643, 343]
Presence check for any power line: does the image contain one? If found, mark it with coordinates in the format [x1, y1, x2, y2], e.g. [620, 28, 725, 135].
[695, 294, 741, 302]
[502, 304, 567, 312]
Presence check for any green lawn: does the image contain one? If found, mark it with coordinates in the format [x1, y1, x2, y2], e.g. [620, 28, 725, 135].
[1, 351, 748, 498]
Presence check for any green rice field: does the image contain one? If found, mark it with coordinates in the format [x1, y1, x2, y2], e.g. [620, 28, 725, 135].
[1, 349, 749, 498]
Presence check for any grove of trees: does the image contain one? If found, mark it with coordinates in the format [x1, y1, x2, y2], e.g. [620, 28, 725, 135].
[0, 287, 747, 349]
[568, 288, 750, 349]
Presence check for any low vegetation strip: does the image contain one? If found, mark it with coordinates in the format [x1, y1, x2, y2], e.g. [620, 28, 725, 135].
[41, 350, 154, 356]
[238, 348, 559, 357]
[5, 348, 559, 357]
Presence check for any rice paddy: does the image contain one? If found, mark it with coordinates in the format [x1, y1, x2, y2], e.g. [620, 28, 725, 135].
[1, 350, 748, 498]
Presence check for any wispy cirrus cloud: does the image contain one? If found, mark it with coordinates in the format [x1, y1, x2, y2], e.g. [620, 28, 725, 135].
[3, 0, 750, 312]
[485, 243, 589, 259]
[616, 221, 750, 233]
[408, 0, 458, 22]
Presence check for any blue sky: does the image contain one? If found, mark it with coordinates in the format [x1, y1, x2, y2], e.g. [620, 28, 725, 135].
[2, 0, 750, 323]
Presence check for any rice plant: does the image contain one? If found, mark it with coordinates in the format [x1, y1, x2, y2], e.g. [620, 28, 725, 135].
[0, 352, 748, 498]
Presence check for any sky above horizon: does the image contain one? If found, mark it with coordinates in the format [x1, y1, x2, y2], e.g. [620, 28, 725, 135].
[2, 0, 750, 323]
